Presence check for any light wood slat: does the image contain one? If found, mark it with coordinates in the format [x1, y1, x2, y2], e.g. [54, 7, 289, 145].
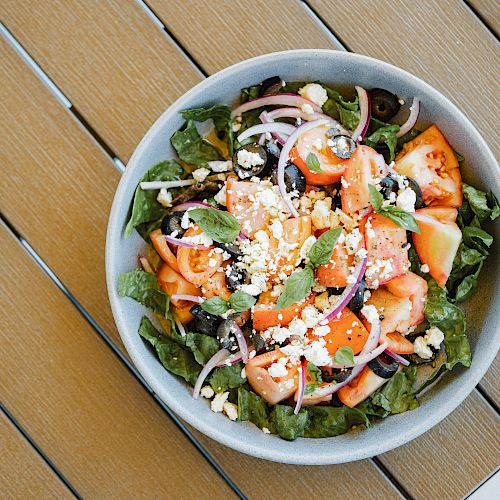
[308, 0, 499, 158]
[378, 391, 500, 500]
[0, 36, 396, 499]
[148, 0, 338, 72]
[1, 0, 203, 162]
[468, 0, 499, 34]
[480, 355, 500, 407]
[0, 222, 232, 498]
[1, 413, 73, 499]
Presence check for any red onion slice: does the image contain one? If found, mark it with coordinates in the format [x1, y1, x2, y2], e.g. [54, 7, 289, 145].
[294, 358, 307, 415]
[396, 97, 420, 138]
[267, 107, 349, 135]
[171, 201, 213, 212]
[171, 294, 204, 303]
[237, 121, 295, 144]
[329, 342, 388, 369]
[231, 322, 249, 363]
[277, 119, 330, 217]
[173, 316, 187, 337]
[231, 93, 322, 118]
[193, 348, 230, 398]
[384, 349, 410, 366]
[138, 256, 154, 273]
[216, 352, 243, 368]
[259, 111, 290, 145]
[351, 86, 371, 142]
[164, 234, 210, 251]
[322, 254, 368, 323]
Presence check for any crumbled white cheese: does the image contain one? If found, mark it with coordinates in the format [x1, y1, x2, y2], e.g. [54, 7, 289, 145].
[345, 228, 363, 255]
[181, 210, 191, 229]
[210, 160, 232, 172]
[237, 149, 264, 169]
[304, 340, 331, 366]
[426, 326, 445, 349]
[413, 337, 433, 359]
[241, 367, 246, 379]
[268, 362, 288, 378]
[214, 184, 227, 206]
[288, 318, 308, 337]
[313, 325, 330, 337]
[299, 235, 317, 264]
[298, 83, 328, 107]
[269, 219, 283, 239]
[301, 305, 323, 328]
[361, 304, 379, 324]
[211, 392, 229, 412]
[420, 263, 430, 273]
[182, 232, 213, 247]
[200, 386, 215, 399]
[240, 284, 262, 296]
[413, 326, 444, 359]
[269, 326, 291, 343]
[223, 402, 238, 421]
[192, 167, 210, 182]
[262, 427, 271, 434]
[396, 187, 416, 212]
[311, 198, 333, 229]
[301, 103, 315, 115]
[157, 188, 173, 207]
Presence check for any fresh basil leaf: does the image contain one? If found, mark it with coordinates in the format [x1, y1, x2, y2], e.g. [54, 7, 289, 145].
[188, 207, 240, 243]
[139, 316, 200, 385]
[275, 266, 314, 310]
[238, 387, 276, 433]
[380, 206, 421, 233]
[306, 152, 323, 173]
[171, 120, 221, 167]
[272, 405, 308, 441]
[209, 362, 246, 392]
[229, 290, 257, 312]
[334, 346, 355, 365]
[201, 296, 229, 315]
[368, 184, 384, 211]
[307, 362, 322, 384]
[185, 332, 220, 365]
[364, 122, 400, 162]
[181, 105, 234, 156]
[462, 183, 500, 222]
[124, 160, 183, 238]
[304, 406, 369, 438]
[308, 227, 342, 268]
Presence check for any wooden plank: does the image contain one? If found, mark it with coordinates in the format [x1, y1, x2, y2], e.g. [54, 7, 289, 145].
[308, 0, 499, 157]
[378, 391, 500, 500]
[0, 222, 232, 498]
[0, 0, 203, 161]
[0, 18, 398, 498]
[468, 0, 499, 34]
[1, 413, 73, 499]
[147, 0, 338, 73]
[480, 355, 500, 407]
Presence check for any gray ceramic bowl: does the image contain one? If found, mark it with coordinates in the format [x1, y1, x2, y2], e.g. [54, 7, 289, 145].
[106, 50, 499, 464]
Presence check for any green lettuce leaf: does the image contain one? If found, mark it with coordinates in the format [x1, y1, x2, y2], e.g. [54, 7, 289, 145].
[124, 160, 183, 238]
[304, 406, 369, 438]
[364, 120, 400, 162]
[323, 86, 360, 130]
[138, 316, 200, 385]
[272, 405, 308, 441]
[171, 120, 221, 166]
[209, 363, 246, 392]
[462, 183, 500, 222]
[237, 387, 276, 433]
[184, 333, 219, 365]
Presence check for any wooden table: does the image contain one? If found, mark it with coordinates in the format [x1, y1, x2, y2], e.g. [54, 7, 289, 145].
[1, 1, 498, 498]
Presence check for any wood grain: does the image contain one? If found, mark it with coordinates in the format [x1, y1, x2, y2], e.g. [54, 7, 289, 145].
[468, 0, 499, 34]
[480, 355, 500, 407]
[0, 30, 399, 498]
[308, 0, 499, 157]
[148, 0, 338, 73]
[378, 391, 500, 500]
[1, 413, 73, 499]
[0, 0, 203, 161]
[0, 222, 232, 498]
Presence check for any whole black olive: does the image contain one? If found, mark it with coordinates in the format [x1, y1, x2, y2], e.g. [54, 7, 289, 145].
[328, 286, 346, 295]
[320, 366, 352, 383]
[161, 211, 185, 237]
[349, 278, 366, 313]
[233, 144, 268, 179]
[249, 330, 266, 352]
[189, 305, 221, 336]
[329, 135, 357, 159]
[259, 76, 284, 96]
[216, 319, 238, 350]
[369, 88, 401, 121]
[227, 267, 250, 292]
[270, 163, 307, 194]
[261, 140, 281, 176]
[379, 174, 399, 200]
[216, 241, 243, 259]
[405, 176, 424, 209]
[331, 393, 343, 407]
[368, 353, 399, 379]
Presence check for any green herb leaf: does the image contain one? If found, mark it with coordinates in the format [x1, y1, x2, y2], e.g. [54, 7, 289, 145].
[229, 290, 257, 312]
[272, 405, 308, 441]
[275, 266, 314, 310]
[363, 121, 400, 162]
[184, 333, 220, 365]
[304, 406, 369, 438]
[171, 120, 221, 167]
[334, 346, 355, 365]
[368, 183, 384, 211]
[322, 86, 360, 130]
[209, 363, 246, 392]
[124, 160, 183, 238]
[238, 387, 276, 433]
[188, 207, 240, 243]
[308, 227, 342, 268]
[462, 183, 500, 222]
[306, 152, 323, 173]
[200, 296, 229, 315]
[307, 363, 322, 384]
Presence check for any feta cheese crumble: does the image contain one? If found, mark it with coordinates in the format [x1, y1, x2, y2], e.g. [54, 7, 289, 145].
[268, 362, 288, 378]
[211, 392, 229, 412]
[192, 167, 210, 182]
[298, 83, 328, 107]
[223, 402, 238, 421]
[396, 187, 416, 212]
[237, 149, 264, 169]
[413, 326, 445, 359]
[157, 188, 173, 207]
[200, 386, 214, 399]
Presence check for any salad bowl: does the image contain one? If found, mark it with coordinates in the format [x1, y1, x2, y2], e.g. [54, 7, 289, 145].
[106, 50, 499, 464]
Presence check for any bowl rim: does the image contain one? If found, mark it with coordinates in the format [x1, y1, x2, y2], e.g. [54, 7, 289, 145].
[106, 49, 499, 464]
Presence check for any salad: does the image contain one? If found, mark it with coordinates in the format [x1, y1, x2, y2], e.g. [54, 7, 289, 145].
[119, 77, 499, 440]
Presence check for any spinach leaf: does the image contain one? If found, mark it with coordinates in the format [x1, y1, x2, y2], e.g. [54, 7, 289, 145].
[185, 332, 220, 365]
[181, 105, 234, 156]
[118, 269, 169, 316]
[138, 316, 200, 385]
[240, 84, 261, 103]
[308, 228, 342, 267]
[238, 387, 276, 433]
[189, 207, 240, 243]
[304, 406, 369, 438]
[124, 160, 183, 238]
[364, 122, 400, 162]
[275, 266, 314, 310]
[209, 363, 246, 392]
[462, 183, 500, 222]
[171, 120, 221, 167]
[272, 405, 308, 441]
[425, 278, 471, 369]
[280, 81, 309, 94]
[322, 86, 360, 130]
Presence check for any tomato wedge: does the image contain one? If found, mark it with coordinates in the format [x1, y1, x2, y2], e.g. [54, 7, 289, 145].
[395, 125, 462, 207]
[201, 271, 231, 301]
[177, 227, 223, 286]
[150, 229, 179, 272]
[315, 230, 354, 288]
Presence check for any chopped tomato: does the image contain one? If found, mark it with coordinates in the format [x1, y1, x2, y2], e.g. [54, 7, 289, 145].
[395, 125, 462, 207]
[341, 145, 387, 214]
[363, 213, 409, 287]
[320, 307, 370, 355]
[150, 229, 180, 273]
[385, 332, 414, 354]
[413, 208, 462, 287]
[315, 230, 354, 288]
[385, 272, 428, 327]
[269, 215, 312, 280]
[290, 124, 346, 185]
[246, 350, 299, 404]
[201, 271, 231, 301]
[157, 263, 201, 324]
[226, 176, 270, 238]
[253, 291, 315, 331]
[177, 227, 223, 286]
